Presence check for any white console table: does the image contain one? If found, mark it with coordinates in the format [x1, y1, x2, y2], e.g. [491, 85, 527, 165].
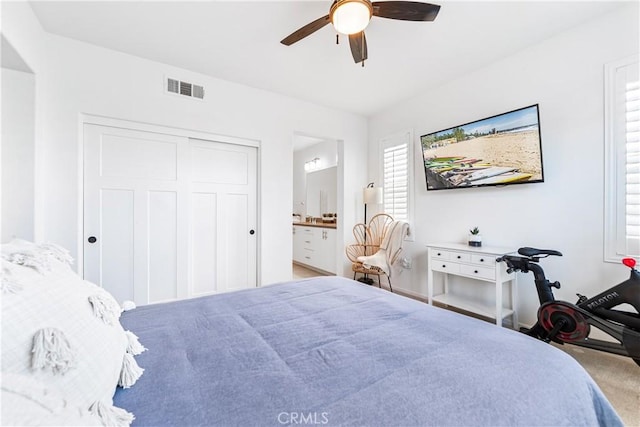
[427, 243, 518, 328]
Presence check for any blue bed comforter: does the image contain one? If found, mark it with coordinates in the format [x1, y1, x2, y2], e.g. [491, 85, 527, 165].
[114, 276, 622, 426]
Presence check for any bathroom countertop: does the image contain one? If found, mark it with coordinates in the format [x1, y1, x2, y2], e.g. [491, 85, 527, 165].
[292, 222, 337, 229]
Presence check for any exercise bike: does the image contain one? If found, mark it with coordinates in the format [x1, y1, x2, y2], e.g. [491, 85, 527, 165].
[496, 248, 640, 367]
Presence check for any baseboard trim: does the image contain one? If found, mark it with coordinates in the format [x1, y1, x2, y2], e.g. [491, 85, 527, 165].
[393, 287, 428, 303]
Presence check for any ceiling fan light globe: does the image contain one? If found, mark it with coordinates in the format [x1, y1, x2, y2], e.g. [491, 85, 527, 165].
[331, 0, 372, 35]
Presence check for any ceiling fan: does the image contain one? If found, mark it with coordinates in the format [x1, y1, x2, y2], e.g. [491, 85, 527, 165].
[280, 0, 440, 66]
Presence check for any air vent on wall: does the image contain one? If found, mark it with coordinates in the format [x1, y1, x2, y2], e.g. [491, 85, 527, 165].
[166, 77, 205, 100]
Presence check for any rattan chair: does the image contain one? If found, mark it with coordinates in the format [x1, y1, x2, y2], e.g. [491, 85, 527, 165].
[346, 213, 394, 291]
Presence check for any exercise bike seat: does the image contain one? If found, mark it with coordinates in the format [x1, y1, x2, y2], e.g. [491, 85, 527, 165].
[518, 247, 563, 257]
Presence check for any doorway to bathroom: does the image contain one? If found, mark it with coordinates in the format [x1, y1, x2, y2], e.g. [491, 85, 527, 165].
[292, 134, 339, 279]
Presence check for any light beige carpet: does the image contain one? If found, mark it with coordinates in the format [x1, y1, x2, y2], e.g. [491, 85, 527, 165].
[552, 343, 640, 426]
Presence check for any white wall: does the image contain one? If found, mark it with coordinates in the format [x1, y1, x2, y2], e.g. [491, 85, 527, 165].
[1, 2, 48, 243]
[368, 3, 639, 327]
[2, 2, 368, 285]
[1, 68, 35, 242]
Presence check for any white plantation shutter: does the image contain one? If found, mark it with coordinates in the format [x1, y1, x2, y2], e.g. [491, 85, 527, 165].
[381, 131, 413, 224]
[383, 144, 408, 219]
[605, 55, 640, 260]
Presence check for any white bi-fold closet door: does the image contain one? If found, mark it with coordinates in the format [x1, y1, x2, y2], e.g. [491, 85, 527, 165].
[83, 124, 257, 306]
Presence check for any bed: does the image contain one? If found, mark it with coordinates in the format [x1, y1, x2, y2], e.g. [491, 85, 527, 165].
[112, 276, 622, 426]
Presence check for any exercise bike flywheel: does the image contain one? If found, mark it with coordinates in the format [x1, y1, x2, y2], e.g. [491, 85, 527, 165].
[538, 301, 590, 342]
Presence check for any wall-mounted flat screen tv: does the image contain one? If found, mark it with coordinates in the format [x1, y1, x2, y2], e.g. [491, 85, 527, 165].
[420, 104, 544, 191]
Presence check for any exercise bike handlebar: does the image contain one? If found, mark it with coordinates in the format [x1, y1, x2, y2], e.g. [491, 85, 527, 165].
[496, 248, 563, 305]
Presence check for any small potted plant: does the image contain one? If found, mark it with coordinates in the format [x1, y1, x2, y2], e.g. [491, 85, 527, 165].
[468, 227, 482, 247]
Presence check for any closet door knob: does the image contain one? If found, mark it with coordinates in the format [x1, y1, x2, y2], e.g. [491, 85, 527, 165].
[249, 230, 255, 235]
[88, 236, 97, 244]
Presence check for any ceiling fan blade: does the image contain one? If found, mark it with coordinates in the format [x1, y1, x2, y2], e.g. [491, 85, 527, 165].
[281, 14, 331, 46]
[372, 1, 440, 21]
[349, 32, 368, 64]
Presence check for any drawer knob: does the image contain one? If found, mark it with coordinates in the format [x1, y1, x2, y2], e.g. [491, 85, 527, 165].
[442, 264, 446, 268]
[474, 270, 479, 274]
[480, 258, 484, 262]
[457, 255, 461, 259]
[437, 252, 441, 256]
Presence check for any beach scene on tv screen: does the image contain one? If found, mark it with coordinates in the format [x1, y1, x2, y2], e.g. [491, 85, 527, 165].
[421, 105, 543, 189]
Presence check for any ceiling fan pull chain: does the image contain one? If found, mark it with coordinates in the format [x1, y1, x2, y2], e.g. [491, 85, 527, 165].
[362, 60, 365, 68]
[336, 34, 339, 44]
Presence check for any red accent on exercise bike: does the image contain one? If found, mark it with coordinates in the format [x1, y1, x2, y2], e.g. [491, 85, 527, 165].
[538, 302, 590, 342]
[622, 258, 636, 269]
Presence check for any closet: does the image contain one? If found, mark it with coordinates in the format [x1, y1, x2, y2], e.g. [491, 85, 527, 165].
[83, 123, 257, 305]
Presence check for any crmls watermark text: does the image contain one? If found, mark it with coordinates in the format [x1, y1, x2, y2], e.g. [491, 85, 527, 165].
[586, 292, 620, 310]
[277, 412, 329, 425]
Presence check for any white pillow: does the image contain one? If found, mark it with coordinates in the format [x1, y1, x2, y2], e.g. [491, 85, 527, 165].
[1, 373, 103, 426]
[1, 240, 144, 426]
[1, 238, 74, 277]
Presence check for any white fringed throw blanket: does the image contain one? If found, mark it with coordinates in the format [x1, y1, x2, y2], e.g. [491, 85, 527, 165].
[357, 220, 409, 276]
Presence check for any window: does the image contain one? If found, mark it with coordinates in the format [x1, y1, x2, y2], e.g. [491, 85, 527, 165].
[381, 131, 413, 226]
[605, 55, 640, 261]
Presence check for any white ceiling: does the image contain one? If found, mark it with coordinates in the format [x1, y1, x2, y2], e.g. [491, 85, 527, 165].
[29, 1, 624, 117]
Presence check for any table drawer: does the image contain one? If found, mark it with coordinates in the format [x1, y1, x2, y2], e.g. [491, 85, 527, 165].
[431, 249, 450, 260]
[432, 250, 471, 262]
[459, 264, 495, 280]
[470, 254, 494, 266]
[449, 252, 471, 263]
[431, 260, 460, 274]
